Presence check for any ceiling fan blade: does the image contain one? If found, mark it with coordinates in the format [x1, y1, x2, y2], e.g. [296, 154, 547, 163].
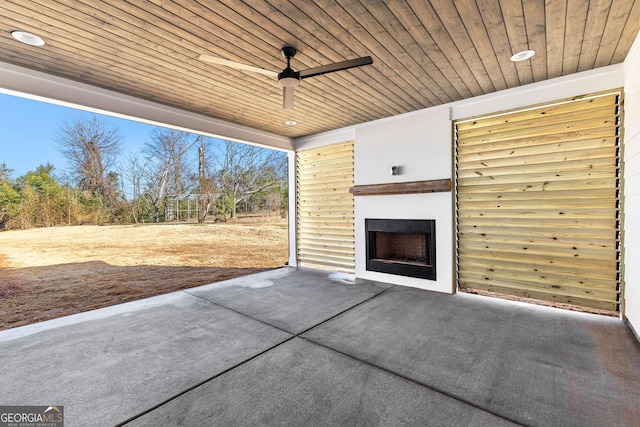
[199, 54, 278, 77]
[299, 56, 373, 79]
[283, 86, 295, 109]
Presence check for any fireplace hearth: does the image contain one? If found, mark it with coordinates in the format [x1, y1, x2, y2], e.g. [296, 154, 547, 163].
[366, 219, 436, 280]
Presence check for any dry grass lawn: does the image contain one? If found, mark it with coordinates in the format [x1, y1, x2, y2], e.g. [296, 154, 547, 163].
[0, 220, 288, 330]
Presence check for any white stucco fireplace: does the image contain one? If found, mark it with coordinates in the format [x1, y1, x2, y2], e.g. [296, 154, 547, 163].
[351, 106, 454, 293]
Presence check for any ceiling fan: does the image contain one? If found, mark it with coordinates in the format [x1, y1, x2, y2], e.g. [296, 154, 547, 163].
[199, 46, 373, 109]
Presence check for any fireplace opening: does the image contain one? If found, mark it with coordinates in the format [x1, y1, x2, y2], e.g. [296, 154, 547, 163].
[374, 232, 432, 266]
[366, 219, 436, 280]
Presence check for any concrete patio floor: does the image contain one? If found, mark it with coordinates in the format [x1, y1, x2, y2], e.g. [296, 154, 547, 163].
[1, 267, 639, 426]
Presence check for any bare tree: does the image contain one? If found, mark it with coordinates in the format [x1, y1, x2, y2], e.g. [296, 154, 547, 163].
[216, 141, 287, 218]
[120, 152, 148, 223]
[143, 128, 198, 222]
[57, 116, 121, 208]
[265, 191, 282, 216]
[197, 139, 217, 223]
[143, 160, 169, 223]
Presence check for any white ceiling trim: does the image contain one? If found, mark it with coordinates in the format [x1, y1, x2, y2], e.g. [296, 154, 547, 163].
[449, 64, 625, 121]
[0, 61, 293, 152]
[294, 126, 357, 151]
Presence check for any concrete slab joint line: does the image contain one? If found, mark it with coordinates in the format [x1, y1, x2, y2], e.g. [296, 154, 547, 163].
[295, 336, 522, 426]
[119, 275, 394, 425]
[1, 267, 638, 426]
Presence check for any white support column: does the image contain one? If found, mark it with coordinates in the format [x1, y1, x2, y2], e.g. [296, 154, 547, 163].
[287, 151, 298, 267]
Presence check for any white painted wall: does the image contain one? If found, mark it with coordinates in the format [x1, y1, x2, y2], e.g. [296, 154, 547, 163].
[623, 31, 640, 333]
[353, 107, 453, 292]
[354, 107, 451, 185]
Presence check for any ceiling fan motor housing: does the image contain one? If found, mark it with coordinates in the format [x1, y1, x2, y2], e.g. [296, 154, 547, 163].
[278, 46, 300, 87]
[281, 46, 297, 58]
[278, 68, 300, 87]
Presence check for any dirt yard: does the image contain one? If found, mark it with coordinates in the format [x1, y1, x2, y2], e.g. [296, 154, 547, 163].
[0, 221, 288, 330]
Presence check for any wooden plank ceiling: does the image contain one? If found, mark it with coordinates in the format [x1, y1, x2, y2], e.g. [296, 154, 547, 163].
[1, 0, 639, 140]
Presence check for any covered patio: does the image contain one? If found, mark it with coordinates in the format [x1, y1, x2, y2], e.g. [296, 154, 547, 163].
[2, 3, 640, 425]
[1, 268, 638, 426]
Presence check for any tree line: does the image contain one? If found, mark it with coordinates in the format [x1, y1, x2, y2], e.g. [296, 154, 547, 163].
[0, 116, 288, 230]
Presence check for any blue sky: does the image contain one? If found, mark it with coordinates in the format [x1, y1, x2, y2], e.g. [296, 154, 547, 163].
[0, 93, 159, 179]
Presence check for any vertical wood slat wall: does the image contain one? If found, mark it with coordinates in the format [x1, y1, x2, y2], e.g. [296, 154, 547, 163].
[296, 141, 355, 271]
[455, 92, 622, 312]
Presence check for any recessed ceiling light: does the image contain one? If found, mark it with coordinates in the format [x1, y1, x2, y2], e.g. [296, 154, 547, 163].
[11, 30, 45, 46]
[510, 50, 535, 62]
[285, 120, 297, 126]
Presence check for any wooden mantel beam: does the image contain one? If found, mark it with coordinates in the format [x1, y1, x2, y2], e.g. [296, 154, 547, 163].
[349, 179, 451, 196]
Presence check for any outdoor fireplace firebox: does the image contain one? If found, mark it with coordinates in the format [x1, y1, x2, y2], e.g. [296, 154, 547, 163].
[366, 219, 436, 280]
